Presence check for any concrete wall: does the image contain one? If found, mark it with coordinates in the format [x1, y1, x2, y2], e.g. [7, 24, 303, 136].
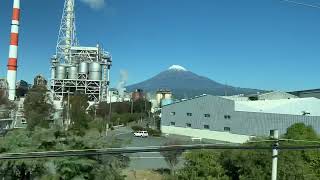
[162, 125, 252, 143]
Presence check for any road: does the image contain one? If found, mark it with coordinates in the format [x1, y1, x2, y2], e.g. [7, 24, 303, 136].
[108, 127, 229, 170]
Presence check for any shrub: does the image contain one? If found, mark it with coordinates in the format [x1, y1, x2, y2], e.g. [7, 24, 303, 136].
[131, 125, 144, 131]
[147, 128, 161, 137]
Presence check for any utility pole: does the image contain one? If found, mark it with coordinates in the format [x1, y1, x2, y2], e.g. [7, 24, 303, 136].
[65, 90, 70, 130]
[106, 91, 112, 136]
[271, 129, 279, 180]
[131, 99, 133, 114]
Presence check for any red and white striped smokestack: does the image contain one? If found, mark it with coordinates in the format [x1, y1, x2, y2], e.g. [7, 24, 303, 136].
[7, 0, 20, 101]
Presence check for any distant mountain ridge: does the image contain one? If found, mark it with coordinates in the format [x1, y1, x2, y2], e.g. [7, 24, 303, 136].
[126, 65, 264, 99]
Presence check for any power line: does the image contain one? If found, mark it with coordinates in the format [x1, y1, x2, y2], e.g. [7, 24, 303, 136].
[248, 139, 320, 144]
[1, 144, 320, 160]
[281, 0, 320, 9]
[280, 138, 320, 144]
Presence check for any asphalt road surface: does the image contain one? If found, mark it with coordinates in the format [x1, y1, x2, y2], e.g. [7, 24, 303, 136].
[109, 127, 228, 170]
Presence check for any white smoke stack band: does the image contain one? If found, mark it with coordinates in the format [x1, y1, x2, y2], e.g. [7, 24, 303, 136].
[7, 71, 17, 100]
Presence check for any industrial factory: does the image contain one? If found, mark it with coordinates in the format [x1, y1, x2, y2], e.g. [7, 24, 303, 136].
[2, 0, 320, 144]
[161, 91, 320, 143]
[0, 0, 113, 130]
[50, 0, 112, 103]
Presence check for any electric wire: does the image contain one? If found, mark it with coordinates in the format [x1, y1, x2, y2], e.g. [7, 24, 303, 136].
[1, 144, 320, 160]
[279, 138, 320, 144]
[281, 0, 320, 9]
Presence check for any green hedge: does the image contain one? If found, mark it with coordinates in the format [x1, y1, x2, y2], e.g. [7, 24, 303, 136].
[131, 125, 144, 131]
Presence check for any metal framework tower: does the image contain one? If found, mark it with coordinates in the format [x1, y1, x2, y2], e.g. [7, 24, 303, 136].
[55, 0, 78, 64]
[50, 0, 112, 103]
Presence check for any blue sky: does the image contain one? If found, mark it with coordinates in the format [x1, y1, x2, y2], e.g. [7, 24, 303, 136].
[1, 0, 320, 91]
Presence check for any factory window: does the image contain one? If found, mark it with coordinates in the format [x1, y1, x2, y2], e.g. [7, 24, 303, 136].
[224, 127, 231, 132]
[170, 112, 176, 116]
[269, 130, 275, 137]
[21, 118, 27, 124]
[204, 114, 210, 118]
[186, 123, 192, 128]
[204, 125, 210, 129]
[170, 122, 175, 126]
[224, 115, 231, 119]
[187, 113, 192, 116]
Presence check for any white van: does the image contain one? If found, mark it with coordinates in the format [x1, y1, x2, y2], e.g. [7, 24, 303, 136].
[133, 131, 149, 138]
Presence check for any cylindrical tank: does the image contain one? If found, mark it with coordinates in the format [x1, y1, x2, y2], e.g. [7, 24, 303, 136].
[55, 66, 66, 79]
[68, 66, 78, 79]
[79, 62, 88, 74]
[51, 67, 56, 79]
[88, 62, 101, 80]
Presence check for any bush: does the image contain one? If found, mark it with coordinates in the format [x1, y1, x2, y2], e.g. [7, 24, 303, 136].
[147, 128, 161, 137]
[131, 125, 144, 131]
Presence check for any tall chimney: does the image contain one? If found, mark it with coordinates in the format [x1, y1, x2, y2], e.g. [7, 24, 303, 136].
[7, 0, 20, 101]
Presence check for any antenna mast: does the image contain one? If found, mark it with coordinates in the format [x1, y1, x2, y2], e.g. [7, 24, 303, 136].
[55, 0, 78, 64]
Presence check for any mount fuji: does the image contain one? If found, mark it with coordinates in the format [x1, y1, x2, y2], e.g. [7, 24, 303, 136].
[126, 65, 263, 99]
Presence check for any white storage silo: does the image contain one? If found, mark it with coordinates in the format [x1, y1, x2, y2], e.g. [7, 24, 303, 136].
[68, 66, 78, 79]
[55, 66, 66, 79]
[79, 62, 89, 74]
[88, 62, 101, 80]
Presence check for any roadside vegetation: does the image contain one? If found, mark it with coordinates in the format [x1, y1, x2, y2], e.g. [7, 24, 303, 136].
[160, 123, 320, 180]
[4, 86, 320, 179]
[0, 127, 129, 179]
[90, 99, 153, 126]
[0, 87, 133, 179]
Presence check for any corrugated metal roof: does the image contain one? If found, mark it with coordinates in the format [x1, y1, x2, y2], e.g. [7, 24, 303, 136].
[235, 97, 320, 116]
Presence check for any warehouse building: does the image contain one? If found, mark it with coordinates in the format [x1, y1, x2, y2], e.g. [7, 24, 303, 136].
[161, 94, 320, 143]
[289, 89, 320, 99]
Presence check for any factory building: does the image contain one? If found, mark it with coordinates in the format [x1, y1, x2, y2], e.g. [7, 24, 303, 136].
[107, 88, 131, 103]
[50, 46, 111, 102]
[289, 89, 320, 99]
[34, 74, 47, 87]
[132, 89, 145, 101]
[156, 89, 173, 107]
[50, 0, 112, 103]
[161, 94, 320, 143]
[222, 91, 298, 101]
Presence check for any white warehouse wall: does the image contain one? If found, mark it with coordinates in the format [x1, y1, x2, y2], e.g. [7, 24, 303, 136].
[161, 125, 252, 144]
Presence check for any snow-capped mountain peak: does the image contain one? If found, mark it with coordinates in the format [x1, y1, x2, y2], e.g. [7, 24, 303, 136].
[168, 65, 187, 71]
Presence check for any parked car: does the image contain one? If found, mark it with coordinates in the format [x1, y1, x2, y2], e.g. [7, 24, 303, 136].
[133, 130, 149, 138]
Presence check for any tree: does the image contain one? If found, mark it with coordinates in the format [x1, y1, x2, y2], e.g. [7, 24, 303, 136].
[24, 86, 54, 130]
[160, 140, 184, 176]
[283, 123, 320, 179]
[0, 127, 130, 179]
[172, 123, 320, 180]
[284, 123, 318, 140]
[67, 94, 92, 136]
[132, 99, 151, 114]
[0, 129, 49, 179]
[177, 150, 228, 180]
[0, 89, 9, 105]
